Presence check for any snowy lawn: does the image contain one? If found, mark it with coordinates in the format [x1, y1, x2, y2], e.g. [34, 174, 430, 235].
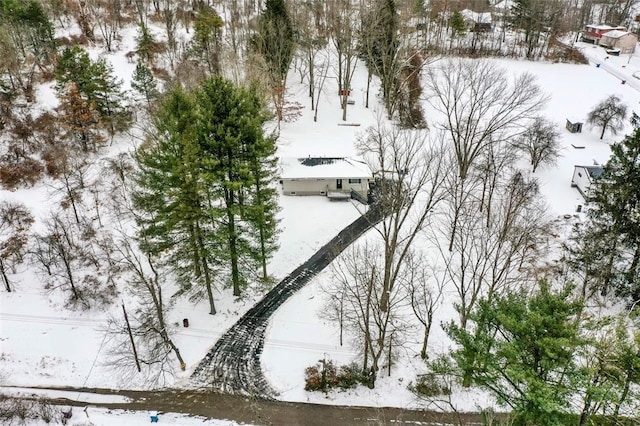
[3, 38, 640, 418]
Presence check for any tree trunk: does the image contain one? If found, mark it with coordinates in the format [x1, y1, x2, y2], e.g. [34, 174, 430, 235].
[61, 248, 80, 301]
[613, 373, 632, 419]
[197, 228, 216, 315]
[365, 71, 371, 109]
[0, 258, 11, 292]
[253, 175, 269, 281]
[420, 319, 432, 359]
[227, 194, 241, 296]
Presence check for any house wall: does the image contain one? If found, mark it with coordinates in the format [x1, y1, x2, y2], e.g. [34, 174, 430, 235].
[571, 167, 593, 198]
[583, 26, 626, 44]
[600, 34, 638, 53]
[282, 178, 370, 198]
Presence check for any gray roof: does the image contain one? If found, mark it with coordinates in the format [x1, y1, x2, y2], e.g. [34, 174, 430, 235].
[576, 165, 604, 179]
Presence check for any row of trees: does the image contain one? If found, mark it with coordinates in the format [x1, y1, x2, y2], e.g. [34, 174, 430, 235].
[428, 90, 640, 423]
[134, 76, 280, 314]
[315, 57, 640, 422]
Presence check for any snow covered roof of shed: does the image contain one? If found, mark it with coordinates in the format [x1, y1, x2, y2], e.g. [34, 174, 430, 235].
[601, 30, 632, 39]
[586, 24, 624, 30]
[280, 157, 373, 179]
[460, 9, 492, 24]
[575, 165, 604, 179]
[493, 0, 514, 10]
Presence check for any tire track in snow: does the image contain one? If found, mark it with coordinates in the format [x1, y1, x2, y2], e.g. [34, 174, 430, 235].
[190, 205, 383, 398]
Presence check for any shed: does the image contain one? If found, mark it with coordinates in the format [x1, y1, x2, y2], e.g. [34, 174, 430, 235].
[571, 165, 603, 199]
[566, 118, 583, 133]
[280, 157, 373, 201]
[459, 9, 493, 32]
[599, 30, 638, 53]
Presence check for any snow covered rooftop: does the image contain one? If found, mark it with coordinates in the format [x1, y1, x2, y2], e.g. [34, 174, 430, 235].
[586, 24, 625, 31]
[601, 30, 632, 39]
[576, 165, 604, 179]
[280, 157, 372, 179]
[493, 0, 514, 11]
[460, 9, 492, 24]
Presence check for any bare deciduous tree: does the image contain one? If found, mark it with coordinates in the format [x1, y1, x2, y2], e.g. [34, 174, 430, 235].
[85, 0, 122, 52]
[356, 117, 451, 313]
[425, 59, 547, 251]
[48, 153, 90, 225]
[327, 242, 410, 388]
[512, 116, 562, 173]
[31, 211, 118, 309]
[407, 252, 444, 360]
[437, 171, 550, 329]
[0, 201, 34, 292]
[312, 54, 331, 123]
[105, 231, 186, 385]
[292, 0, 328, 111]
[587, 94, 628, 140]
[328, 0, 359, 121]
[424, 59, 547, 181]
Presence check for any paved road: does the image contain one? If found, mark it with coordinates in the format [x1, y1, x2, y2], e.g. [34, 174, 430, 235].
[190, 205, 384, 398]
[6, 386, 492, 425]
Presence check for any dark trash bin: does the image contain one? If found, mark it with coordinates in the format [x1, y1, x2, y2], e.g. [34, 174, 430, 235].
[183, 318, 189, 327]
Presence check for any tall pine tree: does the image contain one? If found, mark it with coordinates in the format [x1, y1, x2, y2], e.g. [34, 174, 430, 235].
[56, 46, 129, 134]
[134, 88, 218, 314]
[587, 119, 640, 302]
[195, 77, 279, 295]
[252, 0, 294, 121]
[134, 77, 279, 304]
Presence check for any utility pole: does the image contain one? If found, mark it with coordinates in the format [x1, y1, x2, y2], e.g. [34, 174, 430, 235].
[122, 302, 141, 372]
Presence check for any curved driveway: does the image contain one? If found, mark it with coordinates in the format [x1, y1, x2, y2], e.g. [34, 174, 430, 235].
[190, 205, 383, 398]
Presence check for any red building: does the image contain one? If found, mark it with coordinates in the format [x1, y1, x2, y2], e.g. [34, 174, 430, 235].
[582, 24, 627, 44]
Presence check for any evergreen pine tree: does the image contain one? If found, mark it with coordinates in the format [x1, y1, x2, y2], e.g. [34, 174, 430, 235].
[445, 281, 583, 423]
[588, 123, 640, 301]
[244, 132, 280, 281]
[135, 22, 156, 64]
[57, 82, 104, 152]
[56, 46, 129, 133]
[449, 11, 466, 39]
[134, 88, 218, 315]
[194, 77, 279, 295]
[131, 61, 158, 109]
[190, 5, 223, 76]
[253, 0, 294, 85]
[360, 0, 401, 115]
[134, 77, 279, 303]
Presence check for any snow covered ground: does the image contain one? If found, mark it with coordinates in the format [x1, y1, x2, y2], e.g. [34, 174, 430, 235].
[3, 27, 640, 423]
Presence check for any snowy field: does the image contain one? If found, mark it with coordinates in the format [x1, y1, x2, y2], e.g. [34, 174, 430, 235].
[2, 30, 640, 423]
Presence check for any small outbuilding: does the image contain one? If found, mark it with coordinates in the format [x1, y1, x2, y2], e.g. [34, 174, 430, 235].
[459, 9, 493, 32]
[571, 165, 604, 199]
[280, 157, 373, 202]
[566, 118, 583, 133]
[599, 30, 638, 53]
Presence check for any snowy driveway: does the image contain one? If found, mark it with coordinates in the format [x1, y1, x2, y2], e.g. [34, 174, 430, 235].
[189, 205, 383, 398]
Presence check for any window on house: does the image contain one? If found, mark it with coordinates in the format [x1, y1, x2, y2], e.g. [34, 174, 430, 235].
[348, 178, 361, 184]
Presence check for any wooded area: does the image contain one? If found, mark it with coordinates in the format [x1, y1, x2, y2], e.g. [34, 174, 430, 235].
[1, 0, 639, 424]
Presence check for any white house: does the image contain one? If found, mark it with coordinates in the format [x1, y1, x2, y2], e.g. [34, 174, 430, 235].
[598, 30, 638, 53]
[571, 165, 604, 199]
[280, 157, 373, 202]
